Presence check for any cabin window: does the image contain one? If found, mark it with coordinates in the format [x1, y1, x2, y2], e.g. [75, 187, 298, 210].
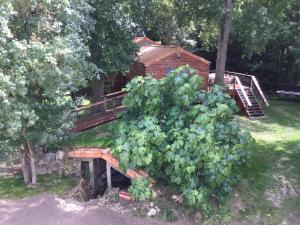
[166, 66, 175, 74]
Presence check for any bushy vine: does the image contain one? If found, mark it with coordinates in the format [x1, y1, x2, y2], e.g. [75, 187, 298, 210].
[128, 178, 152, 201]
[112, 66, 252, 214]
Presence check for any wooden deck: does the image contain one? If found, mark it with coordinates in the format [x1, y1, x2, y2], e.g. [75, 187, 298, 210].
[74, 71, 269, 132]
[74, 91, 126, 132]
[75, 106, 126, 132]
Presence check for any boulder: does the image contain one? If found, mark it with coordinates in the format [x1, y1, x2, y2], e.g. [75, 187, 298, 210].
[42, 152, 56, 162]
[56, 151, 64, 161]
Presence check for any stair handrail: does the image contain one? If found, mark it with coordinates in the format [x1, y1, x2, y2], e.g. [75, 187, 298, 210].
[234, 76, 252, 107]
[250, 76, 269, 106]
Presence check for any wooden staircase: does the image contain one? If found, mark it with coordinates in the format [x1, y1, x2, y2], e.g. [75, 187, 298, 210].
[231, 74, 269, 119]
[235, 87, 265, 118]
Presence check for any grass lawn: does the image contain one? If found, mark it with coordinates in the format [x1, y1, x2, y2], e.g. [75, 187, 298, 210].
[236, 99, 300, 224]
[71, 121, 119, 148]
[0, 174, 76, 199]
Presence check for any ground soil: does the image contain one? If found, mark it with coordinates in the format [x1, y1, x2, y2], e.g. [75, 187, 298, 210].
[0, 194, 193, 225]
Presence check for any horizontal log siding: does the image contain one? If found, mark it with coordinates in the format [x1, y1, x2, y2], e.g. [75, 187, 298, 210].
[145, 51, 209, 89]
[126, 62, 146, 83]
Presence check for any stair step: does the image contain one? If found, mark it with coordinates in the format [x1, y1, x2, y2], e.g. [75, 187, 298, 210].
[247, 109, 263, 112]
[247, 111, 264, 114]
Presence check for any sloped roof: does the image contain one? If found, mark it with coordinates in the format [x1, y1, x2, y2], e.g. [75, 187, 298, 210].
[133, 36, 159, 47]
[138, 45, 210, 66]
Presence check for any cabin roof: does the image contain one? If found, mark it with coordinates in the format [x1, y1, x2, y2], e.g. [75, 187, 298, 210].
[138, 45, 211, 66]
[133, 36, 159, 47]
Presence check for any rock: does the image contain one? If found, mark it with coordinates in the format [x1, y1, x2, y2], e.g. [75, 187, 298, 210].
[42, 153, 56, 162]
[172, 194, 183, 203]
[152, 190, 158, 198]
[154, 206, 161, 213]
[56, 151, 64, 161]
[147, 208, 157, 217]
[194, 212, 203, 222]
[232, 189, 246, 213]
[175, 195, 183, 203]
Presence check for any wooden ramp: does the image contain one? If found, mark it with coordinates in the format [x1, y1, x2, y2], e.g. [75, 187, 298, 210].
[74, 91, 126, 132]
[68, 148, 155, 186]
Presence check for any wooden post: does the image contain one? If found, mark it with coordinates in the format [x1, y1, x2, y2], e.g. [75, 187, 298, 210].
[89, 159, 95, 195]
[106, 162, 112, 189]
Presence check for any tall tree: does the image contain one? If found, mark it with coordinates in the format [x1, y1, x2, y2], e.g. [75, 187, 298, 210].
[88, 0, 137, 102]
[0, 0, 95, 185]
[126, 0, 181, 45]
[215, 0, 235, 85]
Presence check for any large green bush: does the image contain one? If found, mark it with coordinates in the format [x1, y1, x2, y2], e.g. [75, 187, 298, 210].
[112, 66, 251, 214]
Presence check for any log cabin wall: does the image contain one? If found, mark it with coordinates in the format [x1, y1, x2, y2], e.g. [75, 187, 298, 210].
[125, 62, 146, 83]
[104, 73, 124, 94]
[145, 51, 209, 89]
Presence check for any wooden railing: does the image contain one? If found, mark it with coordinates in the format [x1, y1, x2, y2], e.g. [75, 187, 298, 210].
[250, 76, 269, 106]
[234, 76, 252, 107]
[75, 91, 126, 118]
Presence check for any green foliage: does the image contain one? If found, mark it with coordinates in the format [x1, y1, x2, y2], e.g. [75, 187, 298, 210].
[88, 0, 137, 76]
[0, 1, 95, 154]
[112, 66, 252, 215]
[128, 178, 152, 201]
[0, 141, 18, 164]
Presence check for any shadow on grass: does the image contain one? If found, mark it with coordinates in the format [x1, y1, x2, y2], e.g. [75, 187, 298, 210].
[262, 100, 300, 128]
[237, 137, 300, 223]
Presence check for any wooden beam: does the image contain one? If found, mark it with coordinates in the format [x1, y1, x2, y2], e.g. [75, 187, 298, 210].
[106, 162, 112, 189]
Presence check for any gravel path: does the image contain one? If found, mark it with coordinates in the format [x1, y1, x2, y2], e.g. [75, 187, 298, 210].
[0, 194, 192, 225]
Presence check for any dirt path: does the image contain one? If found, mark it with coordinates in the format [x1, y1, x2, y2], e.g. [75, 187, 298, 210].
[0, 194, 192, 225]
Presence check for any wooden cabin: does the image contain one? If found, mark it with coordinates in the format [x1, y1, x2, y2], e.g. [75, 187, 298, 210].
[76, 37, 269, 131]
[105, 37, 211, 93]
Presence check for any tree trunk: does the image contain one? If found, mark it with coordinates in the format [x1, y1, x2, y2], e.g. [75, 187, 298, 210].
[19, 141, 37, 186]
[27, 140, 37, 185]
[215, 0, 235, 86]
[19, 145, 30, 185]
[91, 78, 105, 103]
[89, 31, 105, 103]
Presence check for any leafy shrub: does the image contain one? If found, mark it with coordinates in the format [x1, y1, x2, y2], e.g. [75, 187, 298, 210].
[112, 66, 252, 214]
[128, 178, 152, 201]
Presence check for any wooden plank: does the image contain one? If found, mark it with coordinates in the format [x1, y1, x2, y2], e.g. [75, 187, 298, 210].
[251, 76, 270, 106]
[106, 162, 112, 189]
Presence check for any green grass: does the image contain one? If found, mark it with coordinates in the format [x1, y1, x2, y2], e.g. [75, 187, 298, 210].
[0, 122, 119, 200]
[71, 121, 120, 148]
[236, 100, 300, 223]
[0, 174, 76, 199]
